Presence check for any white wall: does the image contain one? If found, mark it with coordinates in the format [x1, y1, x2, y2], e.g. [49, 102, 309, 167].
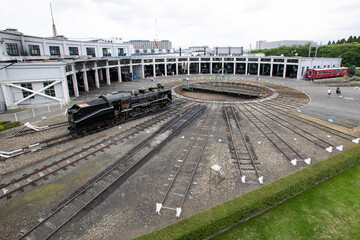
[0, 62, 68, 107]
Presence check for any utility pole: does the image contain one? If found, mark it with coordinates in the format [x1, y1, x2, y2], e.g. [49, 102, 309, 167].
[50, 3, 57, 37]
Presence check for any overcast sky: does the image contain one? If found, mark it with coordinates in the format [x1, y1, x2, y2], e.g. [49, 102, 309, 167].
[1, 0, 359, 49]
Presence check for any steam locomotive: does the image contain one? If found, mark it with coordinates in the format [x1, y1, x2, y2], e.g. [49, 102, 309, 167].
[67, 84, 172, 134]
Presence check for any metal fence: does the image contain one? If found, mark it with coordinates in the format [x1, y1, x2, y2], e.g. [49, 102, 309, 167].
[0, 102, 67, 122]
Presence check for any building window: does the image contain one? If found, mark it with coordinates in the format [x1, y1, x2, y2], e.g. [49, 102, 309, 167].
[21, 83, 34, 99]
[28, 45, 41, 56]
[49, 46, 60, 56]
[118, 48, 124, 56]
[69, 47, 79, 56]
[43, 82, 56, 97]
[102, 48, 111, 57]
[86, 47, 96, 57]
[6, 43, 19, 56]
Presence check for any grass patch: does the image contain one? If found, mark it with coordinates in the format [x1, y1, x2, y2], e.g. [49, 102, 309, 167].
[23, 183, 63, 202]
[0, 120, 21, 131]
[213, 163, 360, 239]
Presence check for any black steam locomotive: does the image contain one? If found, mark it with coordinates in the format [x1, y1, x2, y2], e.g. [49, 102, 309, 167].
[67, 84, 172, 134]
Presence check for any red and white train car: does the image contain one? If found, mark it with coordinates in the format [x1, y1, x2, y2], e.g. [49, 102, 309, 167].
[306, 67, 348, 80]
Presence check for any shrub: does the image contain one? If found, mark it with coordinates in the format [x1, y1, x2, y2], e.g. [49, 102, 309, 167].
[355, 71, 360, 77]
[2, 121, 21, 130]
[349, 65, 356, 75]
[0, 125, 4, 131]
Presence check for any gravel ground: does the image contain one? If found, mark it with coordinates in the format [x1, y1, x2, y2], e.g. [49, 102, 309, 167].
[0, 78, 358, 240]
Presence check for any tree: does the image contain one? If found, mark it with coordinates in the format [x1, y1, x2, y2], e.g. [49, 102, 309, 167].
[349, 65, 356, 75]
[347, 36, 353, 43]
[344, 63, 351, 68]
[332, 41, 336, 44]
[328, 41, 332, 45]
[250, 42, 360, 67]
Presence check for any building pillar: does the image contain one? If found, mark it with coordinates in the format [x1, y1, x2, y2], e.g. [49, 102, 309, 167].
[71, 64, 79, 97]
[233, 60, 236, 75]
[221, 59, 224, 74]
[198, 60, 201, 74]
[82, 63, 89, 92]
[257, 59, 261, 76]
[130, 61, 133, 74]
[175, 58, 179, 75]
[94, 62, 100, 88]
[153, 59, 156, 78]
[187, 58, 190, 75]
[164, 58, 167, 77]
[210, 58, 213, 74]
[283, 59, 287, 79]
[99, 68, 104, 81]
[72, 73, 79, 97]
[140, 59, 145, 79]
[245, 60, 248, 75]
[297, 64, 301, 80]
[118, 60, 122, 82]
[106, 61, 111, 85]
[1, 83, 12, 108]
[270, 58, 273, 77]
[61, 77, 70, 103]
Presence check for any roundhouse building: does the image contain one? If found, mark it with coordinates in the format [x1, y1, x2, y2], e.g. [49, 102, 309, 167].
[0, 29, 342, 111]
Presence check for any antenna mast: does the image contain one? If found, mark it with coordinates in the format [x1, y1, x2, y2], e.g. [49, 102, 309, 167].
[154, 18, 159, 51]
[50, 3, 57, 37]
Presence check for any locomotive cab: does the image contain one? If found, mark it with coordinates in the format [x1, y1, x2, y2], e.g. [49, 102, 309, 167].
[67, 98, 114, 134]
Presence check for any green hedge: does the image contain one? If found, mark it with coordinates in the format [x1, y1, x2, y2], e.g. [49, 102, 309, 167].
[0, 121, 21, 131]
[135, 145, 360, 240]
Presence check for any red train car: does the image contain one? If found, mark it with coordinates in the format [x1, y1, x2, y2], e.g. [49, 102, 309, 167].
[306, 67, 348, 80]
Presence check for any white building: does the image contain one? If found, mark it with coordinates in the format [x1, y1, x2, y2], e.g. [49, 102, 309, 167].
[256, 40, 315, 50]
[214, 47, 243, 56]
[0, 28, 133, 111]
[0, 30, 342, 112]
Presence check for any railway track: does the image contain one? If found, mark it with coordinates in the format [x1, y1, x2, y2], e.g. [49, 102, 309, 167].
[235, 104, 311, 166]
[0, 101, 190, 200]
[0, 101, 186, 161]
[224, 105, 263, 184]
[17, 104, 205, 240]
[156, 104, 219, 218]
[261, 101, 359, 143]
[0, 133, 73, 160]
[6, 121, 68, 138]
[248, 103, 345, 154]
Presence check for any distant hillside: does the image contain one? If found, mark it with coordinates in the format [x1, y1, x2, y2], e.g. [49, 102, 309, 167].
[251, 43, 360, 67]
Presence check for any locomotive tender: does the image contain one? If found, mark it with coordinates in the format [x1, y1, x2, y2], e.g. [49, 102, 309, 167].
[67, 84, 172, 134]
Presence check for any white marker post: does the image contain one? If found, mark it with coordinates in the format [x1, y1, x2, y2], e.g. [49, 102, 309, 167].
[241, 175, 246, 183]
